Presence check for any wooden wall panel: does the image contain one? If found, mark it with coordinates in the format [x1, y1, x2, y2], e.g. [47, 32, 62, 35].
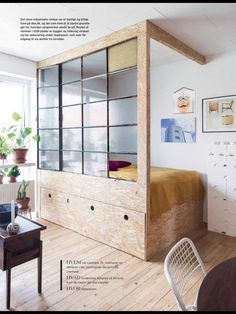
[108, 38, 137, 72]
[40, 187, 146, 259]
[146, 200, 204, 259]
[38, 170, 146, 213]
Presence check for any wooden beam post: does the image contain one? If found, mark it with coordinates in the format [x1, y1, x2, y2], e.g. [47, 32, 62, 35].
[37, 21, 146, 68]
[137, 26, 151, 260]
[147, 20, 206, 65]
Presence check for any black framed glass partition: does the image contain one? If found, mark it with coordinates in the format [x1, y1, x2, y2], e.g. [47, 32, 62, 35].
[38, 65, 60, 170]
[37, 38, 138, 181]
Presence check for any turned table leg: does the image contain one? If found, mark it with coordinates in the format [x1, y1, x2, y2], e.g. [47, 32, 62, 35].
[6, 251, 12, 309]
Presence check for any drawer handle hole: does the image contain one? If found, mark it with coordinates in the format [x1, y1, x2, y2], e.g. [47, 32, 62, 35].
[48, 193, 52, 198]
[124, 215, 129, 221]
[90, 206, 94, 211]
[67, 198, 70, 203]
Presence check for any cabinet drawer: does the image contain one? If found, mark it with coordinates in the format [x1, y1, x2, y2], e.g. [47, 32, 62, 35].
[208, 206, 227, 234]
[68, 195, 145, 259]
[40, 188, 145, 259]
[40, 188, 69, 225]
[225, 212, 236, 237]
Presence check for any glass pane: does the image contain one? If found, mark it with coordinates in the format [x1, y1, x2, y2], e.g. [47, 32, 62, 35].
[38, 87, 58, 108]
[83, 75, 107, 103]
[62, 58, 81, 84]
[39, 130, 59, 150]
[39, 66, 58, 87]
[109, 153, 137, 164]
[39, 108, 58, 128]
[63, 128, 82, 150]
[109, 69, 137, 99]
[109, 126, 137, 153]
[63, 151, 82, 173]
[109, 97, 137, 126]
[108, 38, 137, 73]
[39, 150, 59, 170]
[62, 81, 82, 106]
[83, 49, 106, 79]
[84, 127, 107, 152]
[109, 154, 137, 181]
[63, 105, 82, 128]
[83, 101, 107, 127]
[84, 152, 107, 177]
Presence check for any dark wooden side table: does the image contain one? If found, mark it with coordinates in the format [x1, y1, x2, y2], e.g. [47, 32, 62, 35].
[0, 215, 46, 309]
[197, 256, 236, 311]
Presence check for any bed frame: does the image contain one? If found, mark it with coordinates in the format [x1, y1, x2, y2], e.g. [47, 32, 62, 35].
[37, 20, 206, 260]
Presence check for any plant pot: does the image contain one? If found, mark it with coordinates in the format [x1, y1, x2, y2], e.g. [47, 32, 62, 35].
[0, 174, 3, 184]
[0, 153, 7, 160]
[16, 197, 30, 210]
[13, 148, 28, 164]
[8, 176, 17, 183]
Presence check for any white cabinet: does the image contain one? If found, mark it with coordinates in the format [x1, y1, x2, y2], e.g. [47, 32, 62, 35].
[208, 141, 236, 235]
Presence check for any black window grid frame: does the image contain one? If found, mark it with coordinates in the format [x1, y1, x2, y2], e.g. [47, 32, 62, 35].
[37, 45, 138, 178]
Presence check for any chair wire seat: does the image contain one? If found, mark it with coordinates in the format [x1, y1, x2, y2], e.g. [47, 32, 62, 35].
[164, 237, 207, 311]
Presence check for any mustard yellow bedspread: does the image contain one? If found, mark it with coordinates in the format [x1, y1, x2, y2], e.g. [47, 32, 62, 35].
[110, 165, 205, 222]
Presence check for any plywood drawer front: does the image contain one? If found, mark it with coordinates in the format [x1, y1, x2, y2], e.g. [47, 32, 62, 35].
[38, 170, 146, 213]
[67, 196, 145, 259]
[40, 188, 69, 225]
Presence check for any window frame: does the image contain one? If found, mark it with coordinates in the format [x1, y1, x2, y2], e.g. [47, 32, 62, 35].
[37, 39, 138, 180]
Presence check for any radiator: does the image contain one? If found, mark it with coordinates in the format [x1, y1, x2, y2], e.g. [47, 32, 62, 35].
[0, 180, 35, 211]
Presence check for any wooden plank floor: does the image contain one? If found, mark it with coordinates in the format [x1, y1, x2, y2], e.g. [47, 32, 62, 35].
[1, 218, 236, 311]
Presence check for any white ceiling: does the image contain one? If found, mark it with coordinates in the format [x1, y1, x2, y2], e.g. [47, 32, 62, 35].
[0, 3, 236, 65]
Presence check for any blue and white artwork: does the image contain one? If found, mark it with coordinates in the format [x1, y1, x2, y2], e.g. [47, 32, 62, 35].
[161, 118, 196, 143]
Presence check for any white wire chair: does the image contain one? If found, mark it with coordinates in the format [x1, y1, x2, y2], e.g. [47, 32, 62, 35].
[164, 237, 207, 311]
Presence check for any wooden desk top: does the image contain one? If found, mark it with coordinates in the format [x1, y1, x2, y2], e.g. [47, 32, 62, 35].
[0, 215, 46, 242]
[197, 256, 236, 311]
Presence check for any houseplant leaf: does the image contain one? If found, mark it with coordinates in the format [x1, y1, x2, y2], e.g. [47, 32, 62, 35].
[32, 134, 40, 142]
[12, 112, 22, 121]
[21, 127, 32, 139]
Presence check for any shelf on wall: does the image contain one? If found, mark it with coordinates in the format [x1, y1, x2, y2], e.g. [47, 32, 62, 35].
[0, 179, 35, 186]
[0, 162, 36, 169]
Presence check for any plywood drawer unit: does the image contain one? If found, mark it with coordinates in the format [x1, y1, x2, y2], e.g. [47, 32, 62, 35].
[40, 188, 146, 259]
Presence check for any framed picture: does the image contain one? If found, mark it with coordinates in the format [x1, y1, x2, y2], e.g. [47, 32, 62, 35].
[202, 95, 236, 132]
[161, 117, 196, 143]
[173, 87, 195, 114]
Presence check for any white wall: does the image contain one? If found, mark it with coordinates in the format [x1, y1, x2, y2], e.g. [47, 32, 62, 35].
[0, 51, 36, 78]
[151, 50, 236, 221]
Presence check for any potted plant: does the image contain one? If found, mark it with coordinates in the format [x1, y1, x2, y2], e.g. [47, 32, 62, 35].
[0, 168, 7, 184]
[7, 112, 40, 164]
[16, 180, 30, 209]
[0, 129, 12, 160]
[7, 165, 21, 183]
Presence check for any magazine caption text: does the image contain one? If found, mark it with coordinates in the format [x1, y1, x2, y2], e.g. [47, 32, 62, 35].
[20, 18, 90, 41]
[63, 259, 124, 291]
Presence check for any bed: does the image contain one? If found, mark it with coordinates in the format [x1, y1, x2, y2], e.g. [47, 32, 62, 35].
[109, 164, 205, 257]
[110, 164, 205, 222]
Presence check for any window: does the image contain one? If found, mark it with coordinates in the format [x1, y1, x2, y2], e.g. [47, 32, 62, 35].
[0, 74, 35, 180]
[37, 38, 138, 181]
[0, 75, 31, 127]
